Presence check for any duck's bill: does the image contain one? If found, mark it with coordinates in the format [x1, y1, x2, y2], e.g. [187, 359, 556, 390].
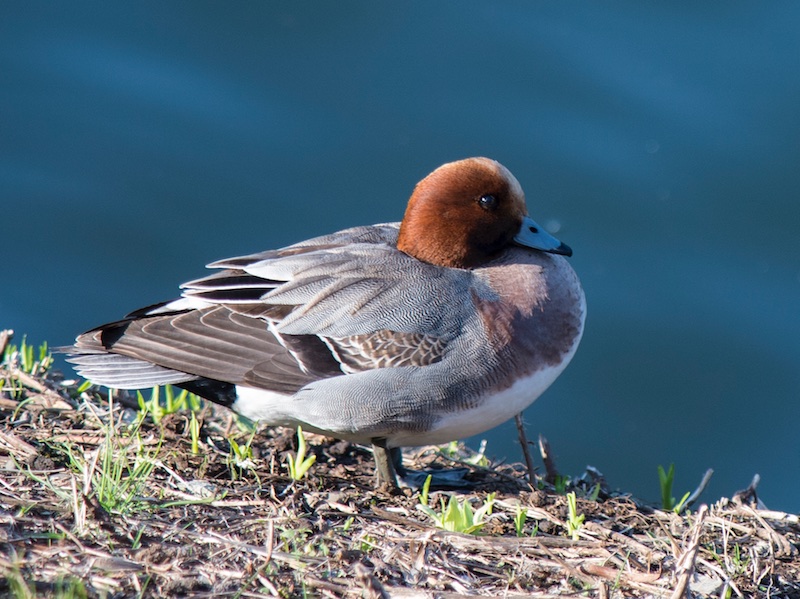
[514, 215, 573, 257]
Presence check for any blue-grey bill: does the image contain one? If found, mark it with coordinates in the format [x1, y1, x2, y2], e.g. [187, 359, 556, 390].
[514, 215, 573, 257]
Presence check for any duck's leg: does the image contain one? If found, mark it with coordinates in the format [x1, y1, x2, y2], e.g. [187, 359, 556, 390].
[371, 438, 400, 488]
[371, 439, 474, 490]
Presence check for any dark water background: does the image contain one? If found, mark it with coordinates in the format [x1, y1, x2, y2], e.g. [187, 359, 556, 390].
[3, 3, 799, 511]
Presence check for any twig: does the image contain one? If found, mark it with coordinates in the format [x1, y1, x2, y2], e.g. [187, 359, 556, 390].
[514, 412, 537, 485]
[685, 468, 714, 509]
[538, 434, 559, 484]
[732, 473, 760, 506]
[670, 504, 708, 599]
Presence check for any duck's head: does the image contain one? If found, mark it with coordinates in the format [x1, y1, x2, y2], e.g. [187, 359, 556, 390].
[397, 157, 571, 269]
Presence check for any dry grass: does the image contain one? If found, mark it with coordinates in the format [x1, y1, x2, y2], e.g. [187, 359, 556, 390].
[1, 334, 799, 598]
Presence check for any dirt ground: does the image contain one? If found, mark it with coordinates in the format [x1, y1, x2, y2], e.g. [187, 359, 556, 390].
[1, 336, 799, 598]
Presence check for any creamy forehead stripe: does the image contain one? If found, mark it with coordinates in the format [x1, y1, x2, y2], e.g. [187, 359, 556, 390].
[470, 157, 525, 202]
[493, 161, 524, 200]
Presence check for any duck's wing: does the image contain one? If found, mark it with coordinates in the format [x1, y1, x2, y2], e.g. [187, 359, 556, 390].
[68, 303, 328, 392]
[67, 224, 477, 393]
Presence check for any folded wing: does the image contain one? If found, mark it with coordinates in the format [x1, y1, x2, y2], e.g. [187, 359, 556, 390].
[67, 224, 472, 396]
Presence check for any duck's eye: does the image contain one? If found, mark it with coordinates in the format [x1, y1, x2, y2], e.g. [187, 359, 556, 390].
[478, 194, 497, 210]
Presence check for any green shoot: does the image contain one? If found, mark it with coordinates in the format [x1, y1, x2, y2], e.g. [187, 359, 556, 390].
[359, 533, 377, 553]
[164, 384, 201, 412]
[3, 374, 25, 399]
[94, 431, 158, 515]
[137, 387, 164, 424]
[658, 463, 675, 508]
[417, 492, 496, 535]
[229, 437, 252, 463]
[228, 428, 258, 480]
[164, 385, 181, 414]
[132, 527, 145, 551]
[2, 336, 54, 376]
[728, 543, 750, 576]
[136, 385, 203, 425]
[285, 426, 317, 481]
[566, 492, 584, 540]
[419, 474, 432, 507]
[440, 439, 489, 467]
[1, 336, 54, 399]
[189, 411, 200, 455]
[514, 504, 528, 537]
[673, 493, 690, 514]
[467, 439, 489, 467]
[658, 464, 691, 513]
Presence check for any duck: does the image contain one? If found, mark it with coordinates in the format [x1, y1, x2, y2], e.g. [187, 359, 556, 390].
[66, 157, 586, 488]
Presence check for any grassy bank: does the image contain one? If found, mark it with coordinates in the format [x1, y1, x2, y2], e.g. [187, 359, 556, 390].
[1, 331, 798, 598]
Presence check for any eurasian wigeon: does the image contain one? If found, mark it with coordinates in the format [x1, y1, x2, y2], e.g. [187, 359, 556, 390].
[67, 157, 586, 487]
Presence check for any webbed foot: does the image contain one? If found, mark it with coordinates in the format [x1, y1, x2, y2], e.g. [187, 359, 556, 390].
[371, 441, 475, 490]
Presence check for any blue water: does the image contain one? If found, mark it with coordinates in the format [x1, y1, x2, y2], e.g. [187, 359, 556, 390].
[2, 3, 799, 511]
